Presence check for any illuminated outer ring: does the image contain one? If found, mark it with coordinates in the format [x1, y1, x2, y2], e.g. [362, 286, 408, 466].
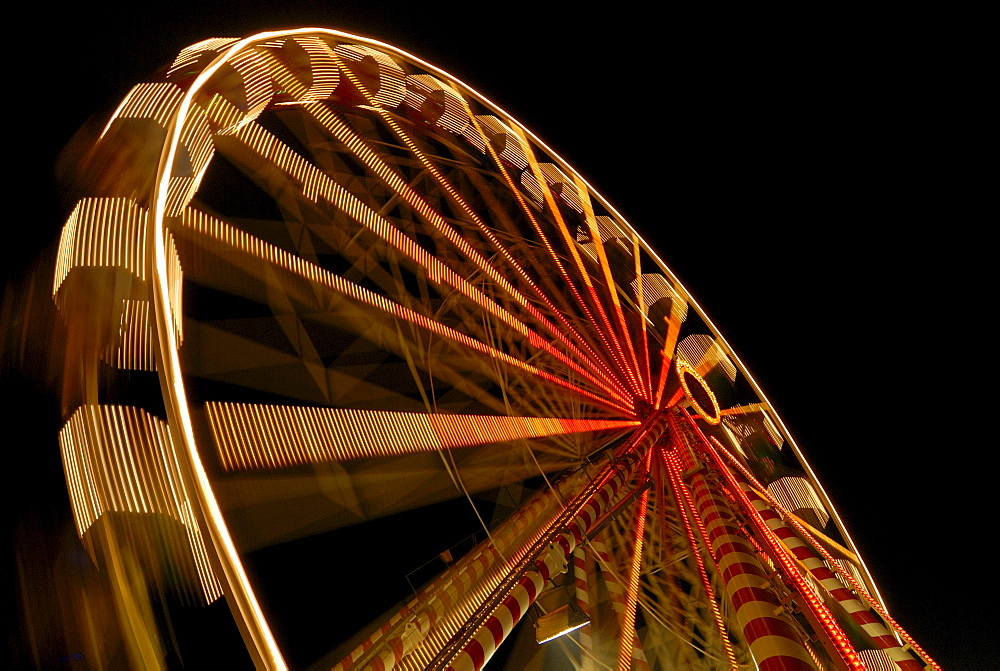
[123, 27, 889, 669]
[675, 359, 721, 425]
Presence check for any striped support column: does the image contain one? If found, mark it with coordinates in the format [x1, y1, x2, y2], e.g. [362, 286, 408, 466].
[677, 444, 816, 670]
[687, 430, 866, 669]
[342, 541, 493, 671]
[445, 569, 546, 671]
[616, 472, 651, 671]
[362, 450, 630, 671]
[661, 448, 739, 668]
[709, 439, 939, 671]
[337, 468, 592, 671]
[571, 546, 596, 671]
[446, 540, 574, 671]
[364, 493, 564, 670]
[740, 485, 922, 670]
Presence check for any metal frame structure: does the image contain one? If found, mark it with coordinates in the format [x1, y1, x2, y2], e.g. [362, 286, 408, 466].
[52, 28, 935, 669]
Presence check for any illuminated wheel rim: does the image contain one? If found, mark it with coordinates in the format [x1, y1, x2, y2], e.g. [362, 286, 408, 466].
[52, 29, 936, 671]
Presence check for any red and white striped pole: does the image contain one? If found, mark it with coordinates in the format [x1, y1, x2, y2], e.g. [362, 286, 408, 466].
[337, 468, 591, 671]
[671, 416, 817, 670]
[678, 414, 865, 669]
[712, 437, 939, 670]
[740, 483, 922, 670]
[660, 447, 739, 668]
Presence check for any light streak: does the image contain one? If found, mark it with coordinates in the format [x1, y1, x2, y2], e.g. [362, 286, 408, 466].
[256, 35, 341, 103]
[311, 45, 634, 401]
[711, 437, 939, 670]
[152, 32, 297, 670]
[465, 115, 529, 169]
[571, 170, 649, 401]
[334, 43, 406, 107]
[686, 419, 864, 669]
[180, 208, 631, 413]
[616, 450, 651, 671]
[303, 105, 630, 404]
[669, 412, 817, 669]
[396, 64, 643, 399]
[98, 299, 152, 370]
[206, 402, 638, 470]
[629, 237, 653, 403]
[660, 447, 739, 668]
[462, 110, 636, 396]
[335, 466, 600, 670]
[441, 427, 658, 671]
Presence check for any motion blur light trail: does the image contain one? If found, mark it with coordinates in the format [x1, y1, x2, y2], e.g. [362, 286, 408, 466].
[43, 28, 936, 670]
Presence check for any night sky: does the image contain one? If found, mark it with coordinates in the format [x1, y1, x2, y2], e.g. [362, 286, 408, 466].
[4, 3, 985, 668]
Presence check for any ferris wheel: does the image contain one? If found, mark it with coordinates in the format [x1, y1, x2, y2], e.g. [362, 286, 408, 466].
[51, 28, 936, 670]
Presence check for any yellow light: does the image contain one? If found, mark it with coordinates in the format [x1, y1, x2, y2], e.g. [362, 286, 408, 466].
[675, 359, 721, 424]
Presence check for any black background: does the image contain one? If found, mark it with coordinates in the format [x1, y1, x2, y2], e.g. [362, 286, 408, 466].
[3, 2, 985, 667]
